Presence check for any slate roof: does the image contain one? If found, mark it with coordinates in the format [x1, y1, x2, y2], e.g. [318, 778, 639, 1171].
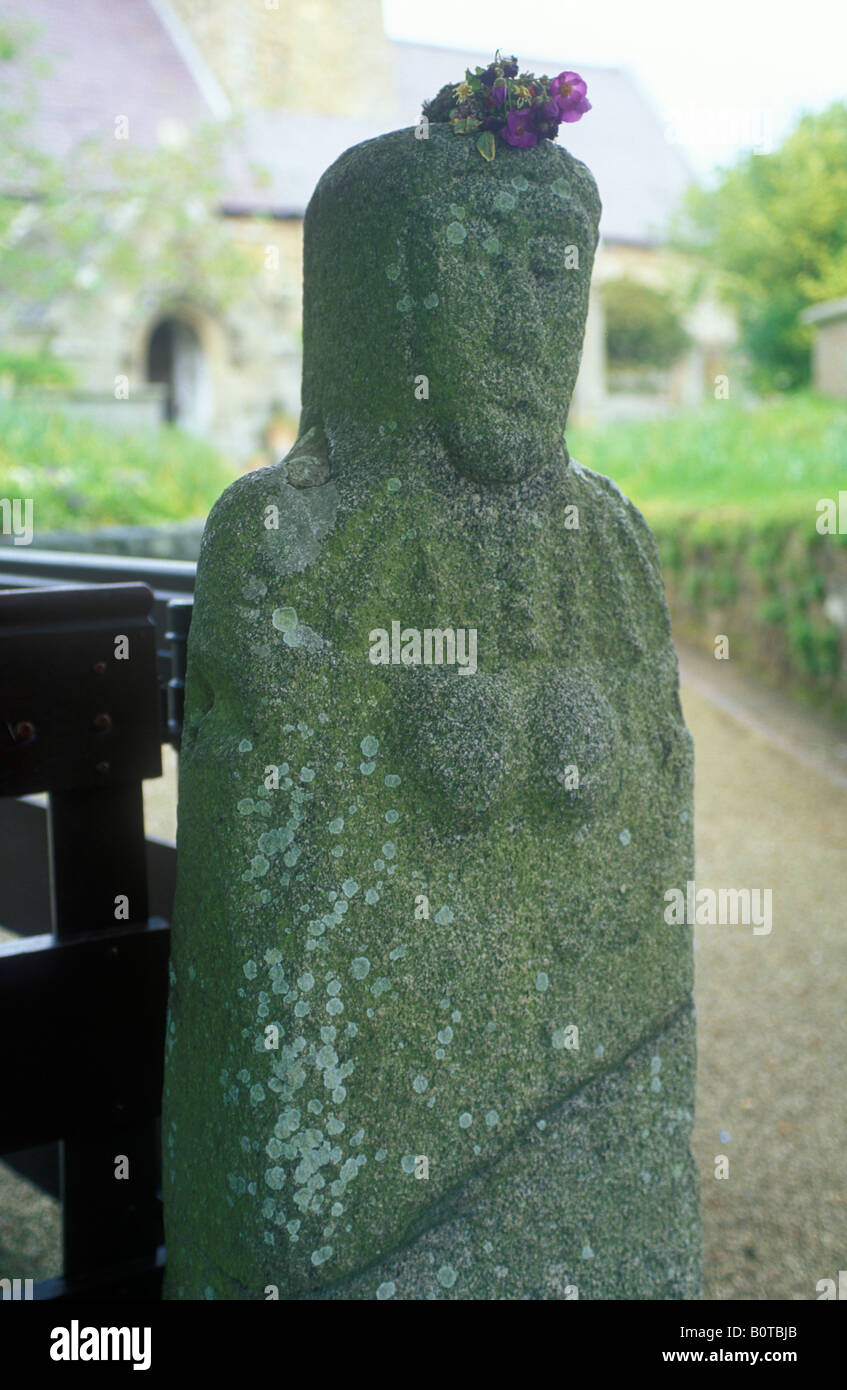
[0, 2, 695, 244]
[0, 0, 211, 161]
[802, 297, 847, 325]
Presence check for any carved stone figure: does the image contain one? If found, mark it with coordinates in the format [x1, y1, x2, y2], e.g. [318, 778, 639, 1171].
[162, 125, 700, 1300]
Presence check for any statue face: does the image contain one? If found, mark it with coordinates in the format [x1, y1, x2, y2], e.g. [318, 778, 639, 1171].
[299, 130, 600, 485]
[422, 187, 594, 485]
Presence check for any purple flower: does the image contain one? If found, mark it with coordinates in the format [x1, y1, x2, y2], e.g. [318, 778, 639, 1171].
[551, 71, 588, 101]
[482, 56, 518, 86]
[501, 108, 538, 148]
[550, 70, 591, 123]
[492, 82, 507, 106]
[531, 101, 561, 141]
[559, 96, 591, 123]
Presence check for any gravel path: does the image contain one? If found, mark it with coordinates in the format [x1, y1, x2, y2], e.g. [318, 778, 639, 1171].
[680, 645, 847, 1300]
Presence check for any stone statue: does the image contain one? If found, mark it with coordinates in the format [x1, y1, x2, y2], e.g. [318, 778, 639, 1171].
[162, 125, 701, 1300]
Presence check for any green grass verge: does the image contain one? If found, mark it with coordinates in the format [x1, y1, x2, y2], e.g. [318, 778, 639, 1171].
[0, 401, 238, 532]
[2, 392, 846, 714]
[569, 393, 847, 720]
[568, 393, 847, 524]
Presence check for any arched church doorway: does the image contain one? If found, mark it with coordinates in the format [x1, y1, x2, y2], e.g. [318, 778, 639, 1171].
[146, 315, 211, 435]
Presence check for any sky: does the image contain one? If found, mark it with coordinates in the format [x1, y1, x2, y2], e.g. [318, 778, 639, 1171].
[383, 0, 847, 178]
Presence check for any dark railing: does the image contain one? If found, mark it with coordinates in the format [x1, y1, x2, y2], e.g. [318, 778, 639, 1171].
[0, 549, 195, 1300]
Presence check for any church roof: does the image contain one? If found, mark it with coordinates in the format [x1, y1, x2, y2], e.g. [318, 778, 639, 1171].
[0, 0, 212, 162]
[0, 2, 694, 245]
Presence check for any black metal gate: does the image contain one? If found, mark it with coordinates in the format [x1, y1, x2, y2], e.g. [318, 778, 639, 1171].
[0, 548, 194, 1299]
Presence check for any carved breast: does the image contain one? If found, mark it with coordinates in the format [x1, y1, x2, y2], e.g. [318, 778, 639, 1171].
[385, 661, 623, 819]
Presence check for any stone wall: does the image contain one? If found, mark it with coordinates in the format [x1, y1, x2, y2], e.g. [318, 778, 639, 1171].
[167, 0, 394, 116]
[0, 520, 205, 561]
[11, 216, 303, 465]
[810, 313, 847, 398]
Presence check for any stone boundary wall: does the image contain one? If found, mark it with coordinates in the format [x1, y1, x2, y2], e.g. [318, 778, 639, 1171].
[0, 522, 205, 562]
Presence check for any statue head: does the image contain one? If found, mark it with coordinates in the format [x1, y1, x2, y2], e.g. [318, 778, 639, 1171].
[292, 124, 601, 487]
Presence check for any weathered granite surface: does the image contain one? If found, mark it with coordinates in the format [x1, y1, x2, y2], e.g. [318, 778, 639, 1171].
[162, 125, 700, 1299]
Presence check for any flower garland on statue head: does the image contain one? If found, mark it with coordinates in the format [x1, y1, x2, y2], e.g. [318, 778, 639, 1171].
[422, 52, 591, 161]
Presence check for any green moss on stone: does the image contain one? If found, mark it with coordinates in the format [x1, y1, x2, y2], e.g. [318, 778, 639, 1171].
[162, 124, 699, 1301]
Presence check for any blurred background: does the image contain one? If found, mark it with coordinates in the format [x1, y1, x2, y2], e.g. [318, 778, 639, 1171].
[1, 0, 845, 1301]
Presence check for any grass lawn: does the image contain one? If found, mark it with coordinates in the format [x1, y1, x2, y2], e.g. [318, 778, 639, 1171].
[2, 392, 845, 536]
[0, 401, 239, 532]
[568, 393, 847, 720]
[568, 393, 847, 525]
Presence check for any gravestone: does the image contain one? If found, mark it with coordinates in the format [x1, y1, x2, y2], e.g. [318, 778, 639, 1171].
[162, 125, 701, 1300]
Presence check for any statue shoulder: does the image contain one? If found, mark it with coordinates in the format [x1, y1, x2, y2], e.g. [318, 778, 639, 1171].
[199, 448, 339, 594]
[566, 457, 663, 583]
[200, 461, 288, 562]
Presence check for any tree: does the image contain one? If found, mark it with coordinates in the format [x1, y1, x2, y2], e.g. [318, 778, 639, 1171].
[603, 277, 690, 369]
[677, 103, 847, 391]
[0, 18, 264, 360]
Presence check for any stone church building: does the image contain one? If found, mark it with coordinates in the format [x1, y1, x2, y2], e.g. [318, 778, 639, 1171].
[1, 0, 734, 464]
